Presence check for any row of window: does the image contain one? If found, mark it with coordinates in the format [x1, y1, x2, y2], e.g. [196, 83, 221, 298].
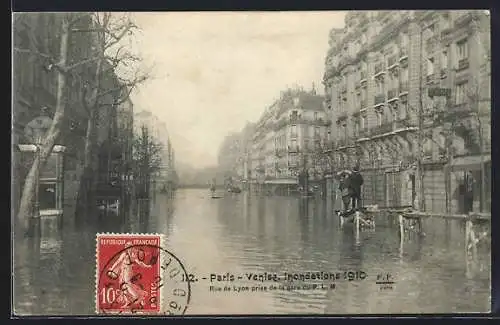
[425, 38, 469, 75]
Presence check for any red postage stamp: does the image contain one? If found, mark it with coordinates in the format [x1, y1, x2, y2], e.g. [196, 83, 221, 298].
[95, 233, 164, 314]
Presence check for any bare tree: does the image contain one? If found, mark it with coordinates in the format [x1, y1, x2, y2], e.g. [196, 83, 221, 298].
[74, 12, 149, 207]
[133, 125, 163, 198]
[13, 13, 150, 222]
[14, 13, 83, 223]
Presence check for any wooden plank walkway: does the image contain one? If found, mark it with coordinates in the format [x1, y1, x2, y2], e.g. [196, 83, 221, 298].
[336, 205, 491, 272]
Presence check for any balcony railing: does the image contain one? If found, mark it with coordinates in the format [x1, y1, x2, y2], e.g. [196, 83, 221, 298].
[370, 122, 394, 136]
[337, 138, 348, 147]
[287, 160, 298, 167]
[387, 55, 398, 68]
[289, 116, 330, 126]
[374, 63, 385, 76]
[393, 117, 416, 129]
[399, 81, 409, 94]
[387, 88, 399, 101]
[288, 145, 299, 153]
[374, 94, 385, 105]
[358, 128, 369, 138]
[458, 58, 469, 71]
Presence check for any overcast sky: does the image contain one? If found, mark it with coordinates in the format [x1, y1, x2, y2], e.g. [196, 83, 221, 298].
[129, 11, 346, 169]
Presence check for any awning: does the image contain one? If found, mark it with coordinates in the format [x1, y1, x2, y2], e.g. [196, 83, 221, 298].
[450, 154, 491, 172]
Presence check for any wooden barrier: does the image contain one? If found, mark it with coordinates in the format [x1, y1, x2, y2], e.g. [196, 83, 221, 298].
[392, 210, 490, 277]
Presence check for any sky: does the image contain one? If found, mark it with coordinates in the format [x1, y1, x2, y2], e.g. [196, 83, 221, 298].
[128, 11, 346, 169]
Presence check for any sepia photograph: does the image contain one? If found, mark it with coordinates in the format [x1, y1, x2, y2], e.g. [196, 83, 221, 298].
[11, 10, 491, 316]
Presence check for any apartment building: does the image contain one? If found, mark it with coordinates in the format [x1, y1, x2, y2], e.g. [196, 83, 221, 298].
[134, 110, 177, 189]
[246, 87, 328, 193]
[323, 10, 490, 213]
[12, 13, 107, 216]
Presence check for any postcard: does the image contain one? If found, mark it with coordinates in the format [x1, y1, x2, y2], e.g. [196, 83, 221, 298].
[11, 10, 491, 316]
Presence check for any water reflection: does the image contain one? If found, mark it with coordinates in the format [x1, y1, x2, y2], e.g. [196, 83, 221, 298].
[13, 189, 490, 315]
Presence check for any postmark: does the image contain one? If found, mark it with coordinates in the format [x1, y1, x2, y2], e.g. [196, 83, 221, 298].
[95, 233, 191, 315]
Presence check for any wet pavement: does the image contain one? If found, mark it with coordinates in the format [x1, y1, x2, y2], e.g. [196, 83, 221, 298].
[13, 189, 490, 315]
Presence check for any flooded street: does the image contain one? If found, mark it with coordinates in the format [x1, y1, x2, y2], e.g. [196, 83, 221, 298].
[13, 189, 490, 315]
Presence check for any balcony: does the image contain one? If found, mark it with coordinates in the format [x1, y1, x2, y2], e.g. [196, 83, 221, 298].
[370, 122, 394, 136]
[387, 55, 399, 69]
[374, 63, 386, 77]
[288, 145, 299, 153]
[287, 160, 298, 168]
[337, 138, 348, 147]
[387, 88, 399, 102]
[358, 128, 370, 138]
[457, 58, 469, 71]
[399, 81, 409, 95]
[374, 94, 385, 106]
[289, 116, 330, 126]
[393, 117, 417, 129]
[399, 47, 408, 61]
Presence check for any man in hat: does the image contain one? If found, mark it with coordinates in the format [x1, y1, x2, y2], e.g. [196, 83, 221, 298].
[338, 171, 351, 212]
[349, 165, 364, 210]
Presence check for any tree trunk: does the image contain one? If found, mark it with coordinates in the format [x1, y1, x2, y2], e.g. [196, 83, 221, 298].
[16, 18, 70, 225]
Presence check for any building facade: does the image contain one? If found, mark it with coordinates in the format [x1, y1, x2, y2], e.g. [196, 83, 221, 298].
[13, 13, 104, 216]
[323, 10, 490, 213]
[133, 110, 177, 190]
[220, 86, 328, 194]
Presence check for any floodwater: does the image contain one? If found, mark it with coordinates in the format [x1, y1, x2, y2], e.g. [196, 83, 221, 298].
[13, 188, 491, 315]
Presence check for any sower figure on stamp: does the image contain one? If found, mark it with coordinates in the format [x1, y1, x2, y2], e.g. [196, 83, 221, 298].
[107, 242, 152, 308]
[349, 165, 364, 210]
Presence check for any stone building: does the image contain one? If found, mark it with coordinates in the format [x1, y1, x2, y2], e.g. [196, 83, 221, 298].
[12, 13, 138, 217]
[13, 13, 95, 216]
[133, 110, 177, 190]
[245, 86, 328, 194]
[323, 10, 490, 213]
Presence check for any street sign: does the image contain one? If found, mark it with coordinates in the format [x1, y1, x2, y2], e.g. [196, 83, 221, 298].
[428, 88, 451, 98]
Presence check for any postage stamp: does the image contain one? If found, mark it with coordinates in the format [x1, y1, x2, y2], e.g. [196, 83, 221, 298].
[95, 233, 191, 315]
